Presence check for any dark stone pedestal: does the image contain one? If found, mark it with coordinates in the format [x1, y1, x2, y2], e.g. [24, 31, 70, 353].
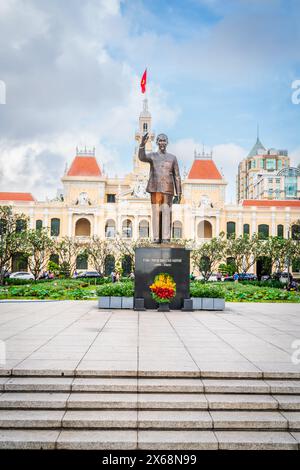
[134, 246, 190, 310]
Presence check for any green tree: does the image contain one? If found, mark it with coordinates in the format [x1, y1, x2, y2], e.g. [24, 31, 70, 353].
[192, 236, 227, 281]
[54, 237, 84, 277]
[23, 228, 54, 280]
[0, 206, 28, 284]
[86, 236, 112, 275]
[226, 234, 263, 274]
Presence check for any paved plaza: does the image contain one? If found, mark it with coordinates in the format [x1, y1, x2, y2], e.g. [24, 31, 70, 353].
[0, 301, 299, 377]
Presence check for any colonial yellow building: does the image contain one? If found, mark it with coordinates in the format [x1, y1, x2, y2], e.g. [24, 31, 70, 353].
[1, 100, 300, 276]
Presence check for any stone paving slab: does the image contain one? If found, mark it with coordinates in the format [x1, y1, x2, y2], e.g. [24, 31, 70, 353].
[137, 378, 204, 392]
[274, 395, 300, 410]
[67, 393, 138, 409]
[210, 411, 288, 429]
[0, 430, 60, 449]
[206, 394, 278, 410]
[62, 410, 138, 428]
[137, 430, 218, 450]
[281, 412, 300, 430]
[0, 302, 299, 379]
[4, 377, 73, 392]
[214, 430, 298, 450]
[0, 410, 65, 428]
[202, 379, 270, 394]
[0, 392, 70, 409]
[138, 410, 212, 429]
[137, 393, 208, 409]
[56, 430, 137, 450]
[72, 378, 138, 392]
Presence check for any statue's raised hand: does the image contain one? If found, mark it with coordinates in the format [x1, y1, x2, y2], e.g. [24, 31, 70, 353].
[140, 132, 149, 147]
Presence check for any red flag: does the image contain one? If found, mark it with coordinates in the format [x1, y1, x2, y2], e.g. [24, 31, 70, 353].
[140, 69, 147, 93]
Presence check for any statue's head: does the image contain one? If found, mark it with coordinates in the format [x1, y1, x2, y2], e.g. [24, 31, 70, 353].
[156, 133, 168, 154]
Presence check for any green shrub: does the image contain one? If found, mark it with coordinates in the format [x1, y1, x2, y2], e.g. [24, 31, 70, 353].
[96, 282, 134, 297]
[190, 283, 225, 299]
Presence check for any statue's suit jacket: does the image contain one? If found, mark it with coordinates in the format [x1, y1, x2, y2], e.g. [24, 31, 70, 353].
[138, 147, 182, 196]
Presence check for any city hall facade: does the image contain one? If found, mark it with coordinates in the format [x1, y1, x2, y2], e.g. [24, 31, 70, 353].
[1, 100, 300, 276]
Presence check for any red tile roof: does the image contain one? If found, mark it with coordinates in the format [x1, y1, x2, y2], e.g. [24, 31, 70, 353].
[67, 156, 102, 177]
[188, 159, 222, 179]
[0, 192, 34, 201]
[242, 200, 300, 207]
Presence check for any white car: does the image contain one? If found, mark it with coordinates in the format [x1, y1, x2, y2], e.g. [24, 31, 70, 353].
[10, 271, 34, 280]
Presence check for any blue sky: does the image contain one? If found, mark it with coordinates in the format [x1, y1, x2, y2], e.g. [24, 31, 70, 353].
[0, 0, 299, 202]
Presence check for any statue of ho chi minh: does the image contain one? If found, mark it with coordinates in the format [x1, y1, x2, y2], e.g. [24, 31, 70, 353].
[138, 132, 182, 243]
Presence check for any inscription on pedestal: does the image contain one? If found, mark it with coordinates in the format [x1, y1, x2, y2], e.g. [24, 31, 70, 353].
[135, 247, 190, 309]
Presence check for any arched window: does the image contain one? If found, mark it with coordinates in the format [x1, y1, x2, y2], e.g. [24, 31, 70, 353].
[122, 255, 132, 276]
[75, 218, 91, 236]
[51, 218, 60, 236]
[291, 224, 300, 240]
[258, 224, 269, 239]
[12, 253, 28, 272]
[197, 220, 213, 238]
[36, 220, 43, 230]
[105, 219, 116, 238]
[49, 254, 59, 265]
[172, 221, 182, 239]
[226, 221, 236, 239]
[16, 219, 27, 233]
[122, 219, 132, 238]
[104, 255, 115, 276]
[243, 224, 250, 236]
[292, 258, 300, 273]
[277, 224, 284, 238]
[139, 220, 149, 238]
[143, 123, 148, 133]
[76, 253, 88, 270]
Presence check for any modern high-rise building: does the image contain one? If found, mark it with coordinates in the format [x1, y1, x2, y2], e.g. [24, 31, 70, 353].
[236, 136, 300, 202]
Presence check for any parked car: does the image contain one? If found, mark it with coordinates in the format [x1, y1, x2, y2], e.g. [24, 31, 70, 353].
[261, 274, 271, 281]
[238, 273, 257, 281]
[76, 271, 102, 278]
[271, 272, 291, 284]
[9, 271, 34, 280]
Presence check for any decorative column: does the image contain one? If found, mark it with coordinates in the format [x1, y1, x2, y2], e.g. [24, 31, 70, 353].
[29, 208, 34, 229]
[134, 216, 139, 240]
[43, 209, 49, 232]
[285, 208, 291, 238]
[68, 211, 72, 237]
[215, 211, 220, 237]
[271, 208, 276, 236]
[251, 208, 256, 234]
[238, 212, 243, 237]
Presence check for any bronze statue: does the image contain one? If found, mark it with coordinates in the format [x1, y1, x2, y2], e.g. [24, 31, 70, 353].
[139, 132, 182, 243]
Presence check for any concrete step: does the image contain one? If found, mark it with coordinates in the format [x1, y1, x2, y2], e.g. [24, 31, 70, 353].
[5, 369, 300, 380]
[2, 376, 300, 394]
[0, 429, 298, 450]
[1, 391, 300, 411]
[1, 409, 299, 431]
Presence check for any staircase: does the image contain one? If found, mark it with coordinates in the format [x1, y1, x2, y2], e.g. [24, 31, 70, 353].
[0, 373, 299, 450]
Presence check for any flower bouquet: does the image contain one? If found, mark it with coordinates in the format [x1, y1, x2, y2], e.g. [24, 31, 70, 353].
[149, 273, 176, 311]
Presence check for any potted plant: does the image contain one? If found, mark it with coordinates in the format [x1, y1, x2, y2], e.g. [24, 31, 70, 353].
[149, 273, 176, 312]
[97, 282, 134, 309]
[190, 283, 225, 310]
